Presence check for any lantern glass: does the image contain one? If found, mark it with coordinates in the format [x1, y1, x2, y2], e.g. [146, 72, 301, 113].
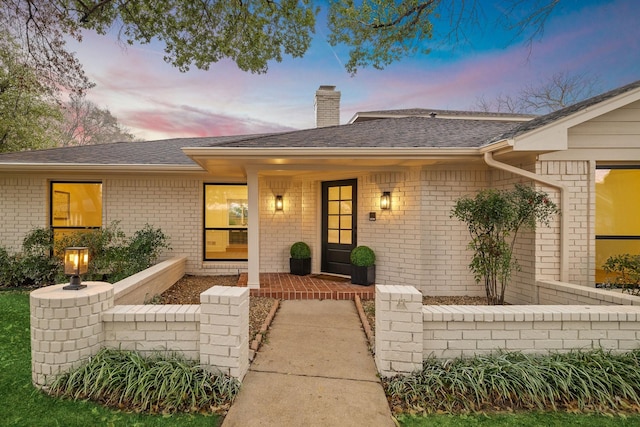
[380, 192, 391, 210]
[275, 195, 284, 211]
[64, 247, 89, 276]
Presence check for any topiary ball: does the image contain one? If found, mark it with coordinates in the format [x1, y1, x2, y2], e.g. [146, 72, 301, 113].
[350, 246, 375, 267]
[290, 242, 311, 259]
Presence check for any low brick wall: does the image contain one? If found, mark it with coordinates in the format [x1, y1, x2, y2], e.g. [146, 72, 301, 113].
[536, 279, 640, 305]
[113, 257, 186, 305]
[103, 305, 200, 360]
[375, 284, 640, 378]
[31, 280, 249, 387]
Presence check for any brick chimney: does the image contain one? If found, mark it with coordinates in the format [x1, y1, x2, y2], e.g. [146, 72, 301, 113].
[314, 85, 340, 128]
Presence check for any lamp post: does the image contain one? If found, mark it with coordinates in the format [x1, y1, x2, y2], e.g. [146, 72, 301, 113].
[63, 247, 89, 290]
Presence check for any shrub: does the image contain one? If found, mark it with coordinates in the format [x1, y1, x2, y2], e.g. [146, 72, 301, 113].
[290, 241, 311, 259]
[50, 348, 240, 414]
[602, 253, 640, 295]
[451, 184, 559, 305]
[54, 222, 170, 283]
[0, 228, 59, 288]
[384, 349, 640, 414]
[350, 246, 375, 267]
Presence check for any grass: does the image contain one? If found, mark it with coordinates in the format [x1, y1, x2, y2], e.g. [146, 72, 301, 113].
[0, 290, 221, 427]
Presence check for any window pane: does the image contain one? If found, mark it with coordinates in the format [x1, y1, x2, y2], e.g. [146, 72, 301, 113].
[51, 183, 102, 228]
[205, 185, 248, 228]
[204, 184, 248, 261]
[340, 230, 352, 244]
[595, 239, 640, 283]
[596, 169, 640, 235]
[205, 230, 248, 259]
[328, 229, 339, 244]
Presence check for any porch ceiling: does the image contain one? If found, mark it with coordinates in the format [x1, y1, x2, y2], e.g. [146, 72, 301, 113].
[182, 147, 487, 177]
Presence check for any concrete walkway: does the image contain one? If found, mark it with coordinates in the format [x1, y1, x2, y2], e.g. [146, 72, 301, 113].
[222, 300, 395, 426]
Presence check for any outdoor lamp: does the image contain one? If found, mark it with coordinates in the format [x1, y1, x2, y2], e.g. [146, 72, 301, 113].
[275, 195, 284, 211]
[63, 247, 89, 290]
[380, 192, 391, 210]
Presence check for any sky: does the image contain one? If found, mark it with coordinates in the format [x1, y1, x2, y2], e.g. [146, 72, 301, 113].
[68, 0, 640, 141]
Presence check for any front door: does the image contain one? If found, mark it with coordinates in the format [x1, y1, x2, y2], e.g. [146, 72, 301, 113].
[321, 179, 357, 275]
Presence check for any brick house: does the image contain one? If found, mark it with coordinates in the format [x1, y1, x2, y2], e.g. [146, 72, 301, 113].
[1, 82, 639, 301]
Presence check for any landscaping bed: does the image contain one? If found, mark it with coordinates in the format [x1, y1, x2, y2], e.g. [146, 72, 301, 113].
[159, 274, 276, 342]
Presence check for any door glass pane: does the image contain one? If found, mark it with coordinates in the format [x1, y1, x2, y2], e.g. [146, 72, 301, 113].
[340, 215, 352, 229]
[328, 187, 340, 201]
[341, 201, 352, 214]
[340, 230, 352, 245]
[341, 186, 352, 200]
[328, 201, 340, 215]
[328, 229, 339, 244]
[328, 216, 339, 229]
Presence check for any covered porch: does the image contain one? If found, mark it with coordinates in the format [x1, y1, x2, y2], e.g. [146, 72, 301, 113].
[237, 273, 375, 300]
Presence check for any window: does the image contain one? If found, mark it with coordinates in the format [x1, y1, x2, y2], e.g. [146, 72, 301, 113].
[204, 184, 248, 261]
[50, 182, 102, 240]
[595, 167, 640, 283]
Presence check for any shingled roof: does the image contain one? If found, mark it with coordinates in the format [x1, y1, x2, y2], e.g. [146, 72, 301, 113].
[0, 135, 255, 165]
[488, 79, 640, 144]
[0, 117, 521, 166]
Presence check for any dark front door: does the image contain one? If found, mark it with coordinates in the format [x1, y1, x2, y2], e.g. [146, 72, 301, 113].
[321, 179, 357, 275]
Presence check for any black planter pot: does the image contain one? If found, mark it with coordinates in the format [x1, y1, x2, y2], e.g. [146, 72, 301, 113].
[351, 265, 375, 286]
[290, 258, 311, 276]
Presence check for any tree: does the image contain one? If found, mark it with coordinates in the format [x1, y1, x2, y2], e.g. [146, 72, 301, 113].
[0, 34, 62, 153]
[475, 71, 601, 114]
[451, 184, 559, 305]
[2, 0, 563, 82]
[61, 94, 137, 146]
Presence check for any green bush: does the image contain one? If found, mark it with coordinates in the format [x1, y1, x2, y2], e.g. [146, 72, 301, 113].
[54, 222, 170, 283]
[0, 223, 170, 288]
[0, 228, 59, 288]
[50, 348, 239, 414]
[602, 253, 640, 295]
[384, 349, 640, 414]
[290, 241, 311, 259]
[350, 245, 375, 267]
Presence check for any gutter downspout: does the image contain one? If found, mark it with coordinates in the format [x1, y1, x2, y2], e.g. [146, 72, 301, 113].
[483, 150, 569, 283]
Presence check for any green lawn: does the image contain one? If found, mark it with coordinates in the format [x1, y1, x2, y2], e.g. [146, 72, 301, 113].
[0, 291, 220, 427]
[3, 290, 640, 427]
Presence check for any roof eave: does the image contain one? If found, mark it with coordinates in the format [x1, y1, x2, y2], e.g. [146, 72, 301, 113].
[0, 163, 205, 174]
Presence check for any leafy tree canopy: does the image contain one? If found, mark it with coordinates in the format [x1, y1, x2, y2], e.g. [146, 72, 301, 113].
[2, 0, 562, 95]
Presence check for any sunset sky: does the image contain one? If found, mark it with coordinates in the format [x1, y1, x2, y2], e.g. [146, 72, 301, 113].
[68, 0, 640, 141]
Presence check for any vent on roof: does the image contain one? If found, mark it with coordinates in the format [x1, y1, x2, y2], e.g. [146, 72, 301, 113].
[429, 112, 437, 118]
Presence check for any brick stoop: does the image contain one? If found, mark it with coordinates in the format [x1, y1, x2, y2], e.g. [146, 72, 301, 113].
[237, 273, 375, 300]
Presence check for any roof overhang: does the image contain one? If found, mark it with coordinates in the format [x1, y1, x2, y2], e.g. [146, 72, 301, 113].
[0, 163, 204, 175]
[181, 146, 490, 177]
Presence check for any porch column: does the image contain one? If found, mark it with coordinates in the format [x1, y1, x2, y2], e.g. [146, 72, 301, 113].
[247, 168, 260, 288]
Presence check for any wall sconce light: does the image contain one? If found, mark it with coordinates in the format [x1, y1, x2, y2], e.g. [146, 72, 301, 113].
[380, 192, 391, 210]
[63, 247, 89, 290]
[275, 195, 284, 211]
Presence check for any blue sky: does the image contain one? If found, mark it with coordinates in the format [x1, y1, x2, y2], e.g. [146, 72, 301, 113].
[69, 0, 640, 141]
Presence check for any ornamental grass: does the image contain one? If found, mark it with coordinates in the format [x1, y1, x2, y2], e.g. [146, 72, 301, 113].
[384, 349, 640, 414]
[50, 348, 240, 414]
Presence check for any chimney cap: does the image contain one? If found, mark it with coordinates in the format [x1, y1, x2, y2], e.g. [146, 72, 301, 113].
[318, 85, 336, 91]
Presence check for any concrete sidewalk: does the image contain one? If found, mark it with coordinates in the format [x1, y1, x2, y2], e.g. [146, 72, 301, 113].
[222, 300, 395, 426]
